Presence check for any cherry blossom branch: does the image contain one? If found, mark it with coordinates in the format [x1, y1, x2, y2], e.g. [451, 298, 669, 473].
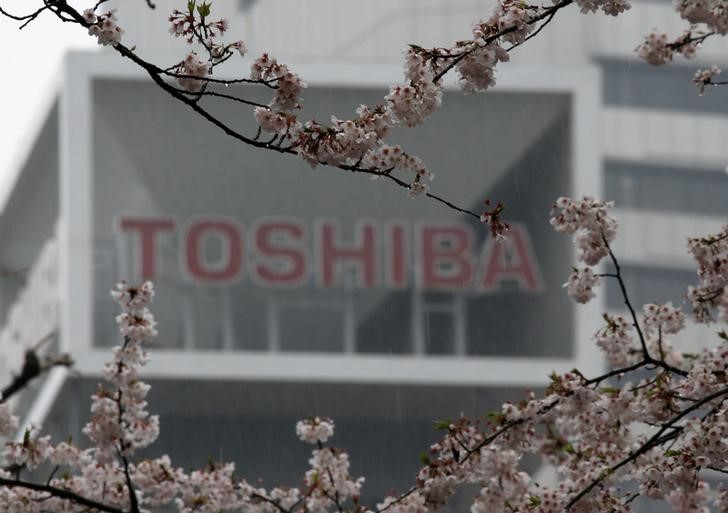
[670, 30, 715, 50]
[375, 486, 418, 513]
[181, 89, 270, 109]
[602, 233, 651, 359]
[53, 0, 489, 221]
[0, 477, 126, 513]
[581, 359, 650, 386]
[507, 8, 559, 52]
[458, 397, 560, 464]
[121, 452, 140, 513]
[250, 492, 295, 513]
[0, 0, 592, 228]
[566, 386, 728, 509]
[432, 0, 574, 82]
[600, 233, 688, 377]
[161, 70, 277, 87]
[112, 39, 479, 216]
[708, 465, 728, 474]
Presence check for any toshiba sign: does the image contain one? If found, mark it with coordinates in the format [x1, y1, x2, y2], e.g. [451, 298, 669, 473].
[90, 79, 576, 358]
[119, 217, 542, 292]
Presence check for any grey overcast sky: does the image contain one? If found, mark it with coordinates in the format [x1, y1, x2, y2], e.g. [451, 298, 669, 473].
[0, 1, 95, 207]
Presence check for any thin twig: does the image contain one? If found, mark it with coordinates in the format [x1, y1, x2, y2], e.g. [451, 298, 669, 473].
[432, 0, 574, 82]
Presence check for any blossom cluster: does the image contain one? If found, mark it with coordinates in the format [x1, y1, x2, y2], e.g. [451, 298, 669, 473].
[251, 54, 307, 112]
[175, 52, 212, 93]
[84, 281, 160, 463]
[550, 196, 618, 265]
[676, 0, 728, 35]
[0, 282, 161, 512]
[169, 2, 245, 59]
[385, 49, 444, 126]
[296, 417, 335, 444]
[169, 3, 229, 44]
[304, 447, 365, 512]
[693, 65, 722, 95]
[549, 196, 618, 302]
[0, 282, 366, 513]
[0, 403, 17, 438]
[167, 2, 246, 93]
[636, 30, 701, 65]
[82, 8, 123, 47]
[563, 266, 601, 304]
[687, 225, 728, 323]
[575, 0, 631, 15]
[636, 0, 725, 74]
[479, 200, 511, 240]
[250, 70, 435, 196]
[593, 313, 635, 367]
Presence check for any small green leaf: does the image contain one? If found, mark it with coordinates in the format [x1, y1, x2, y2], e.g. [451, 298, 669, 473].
[419, 452, 431, 466]
[197, 1, 211, 17]
[486, 410, 505, 424]
[599, 386, 620, 395]
[528, 496, 542, 507]
[187, 0, 196, 13]
[664, 449, 682, 457]
[718, 330, 728, 342]
[433, 419, 452, 431]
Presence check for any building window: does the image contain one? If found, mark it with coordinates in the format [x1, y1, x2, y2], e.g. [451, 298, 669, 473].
[238, 0, 257, 11]
[605, 159, 728, 217]
[414, 292, 465, 356]
[606, 264, 697, 310]
[600, 57, 728, 114]
[274, 299, 347, 353]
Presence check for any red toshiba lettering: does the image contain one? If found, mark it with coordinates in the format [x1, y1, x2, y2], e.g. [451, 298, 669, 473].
[254, 221, 307, 285]
[319, 222, 377, 287]
[420, 225, 474, 289]
[120, 218, 175, 280]
[386, 223, 407, 288]
[185, 220, 243, 283]
[480, 225, 543, 292]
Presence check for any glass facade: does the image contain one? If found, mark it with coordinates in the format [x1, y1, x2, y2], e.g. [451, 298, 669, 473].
[90, 79, 576, 359]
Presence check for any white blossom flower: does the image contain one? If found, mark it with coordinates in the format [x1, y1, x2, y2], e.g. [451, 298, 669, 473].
[564, 267, 601, 303]
[296, 417, 335, 444]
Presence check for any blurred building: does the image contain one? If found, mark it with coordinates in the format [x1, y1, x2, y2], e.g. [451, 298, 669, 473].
[0, 0, 724, 505]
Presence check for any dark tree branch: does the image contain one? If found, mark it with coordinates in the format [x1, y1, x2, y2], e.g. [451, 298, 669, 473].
[0, 477, 127, 513]
[0, 333, 71, 404]
[507, 8, 558, 52]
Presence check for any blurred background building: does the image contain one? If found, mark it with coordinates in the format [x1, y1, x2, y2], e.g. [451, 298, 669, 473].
[0, 0, 725, 506]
